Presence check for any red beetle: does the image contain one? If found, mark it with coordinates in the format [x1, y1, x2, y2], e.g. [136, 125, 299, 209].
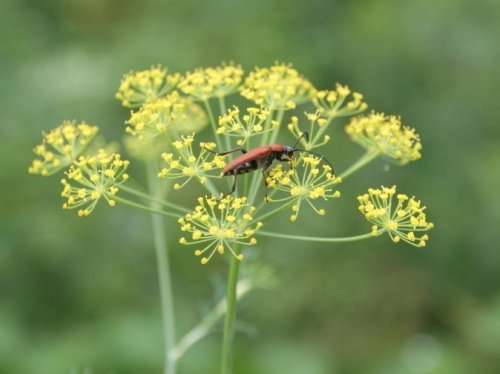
[208, 132, 333, 198]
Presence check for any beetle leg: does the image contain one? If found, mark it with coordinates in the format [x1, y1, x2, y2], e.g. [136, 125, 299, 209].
[230, 175, 238, 195]
[207, 147, 248, 200]
[217, 174, 238, 200]
[262, 169, 270, 202]
[261, 159, 274, 202]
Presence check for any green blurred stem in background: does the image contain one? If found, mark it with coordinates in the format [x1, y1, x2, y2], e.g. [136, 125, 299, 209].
[217, 96, 232, 151]
[147, 161, 177, 374]
[170, 277, 253, 363]
[257, 230, 384, 242]
[220, 245, 242, 374]
[112, 196, 180, 218]
[204, 99, 223, 148]
[121, 184, 190, 213]
[339, 149, 380, 179]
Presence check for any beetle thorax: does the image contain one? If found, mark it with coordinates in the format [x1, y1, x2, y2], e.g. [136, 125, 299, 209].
[270, 144, 285, 152]
[274, 145, 295, 161]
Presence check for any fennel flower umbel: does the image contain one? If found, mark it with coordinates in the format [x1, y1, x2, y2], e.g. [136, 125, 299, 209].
[60, 150, 130, 217]
[178, 195, 262, 264]
[357, 186, 434, 247]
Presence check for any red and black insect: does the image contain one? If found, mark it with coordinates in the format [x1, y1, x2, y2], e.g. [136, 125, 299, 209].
[207, 132, 333, 198]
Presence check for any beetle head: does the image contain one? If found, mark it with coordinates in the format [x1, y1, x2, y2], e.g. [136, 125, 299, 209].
[279, 146, 295, 161]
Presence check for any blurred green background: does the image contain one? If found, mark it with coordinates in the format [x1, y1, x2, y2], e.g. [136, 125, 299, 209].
[2, 0, 500, 373]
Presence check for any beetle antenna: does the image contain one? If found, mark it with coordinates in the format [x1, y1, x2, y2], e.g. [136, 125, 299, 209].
[294, 149, 335, 174]
[293, 132, 309, 149]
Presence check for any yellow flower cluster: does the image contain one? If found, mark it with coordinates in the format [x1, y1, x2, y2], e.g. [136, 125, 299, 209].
[345, 112, 422, 165]
[178, 195, 263, 264]
[29, 121, 99, 176]
[178, 63, 244, 101]
[267, 155, 341, 221]
[313, 84, 367, 119]
[115, 65, 181, 108]
[126, 92, 207, 141]
[28, 61, 434, 263]
[157, 134, 226, 189]
[287, 113, 331, 151]
[240, 63, 315, 110]
[217, 106, 277, 146]
[357, 186, 434, 247]
[60, 150, 130, 217]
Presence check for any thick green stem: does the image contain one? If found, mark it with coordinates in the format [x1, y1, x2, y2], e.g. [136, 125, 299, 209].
[268, 109, 285, 145]
[170, 278, 253, 363]
[257, 229, 385, 242]
[338, 150, 380, 179]
[220, 251, 242, 374]
[204, 99, 223, 146]
[147, 162, 176, 374]
[217, 96, 232, 151]
[218, 96, 227, 115]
